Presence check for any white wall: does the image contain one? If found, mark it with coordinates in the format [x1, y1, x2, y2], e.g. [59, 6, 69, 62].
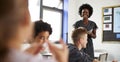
[29, 0, 40, 22]
[68, 0, 120, 61]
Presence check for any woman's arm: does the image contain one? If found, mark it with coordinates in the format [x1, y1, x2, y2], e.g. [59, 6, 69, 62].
[88, 29, 97, 39]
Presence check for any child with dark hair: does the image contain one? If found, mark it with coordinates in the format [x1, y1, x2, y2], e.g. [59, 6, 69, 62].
[73, 3, 98, 59]
[33, 20, 52, 47]
[25, 20, 53, 55]
[34, 20, 52, 38]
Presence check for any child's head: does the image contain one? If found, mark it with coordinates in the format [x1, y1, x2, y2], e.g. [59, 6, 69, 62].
[72, 27, 88, 48]
[33, 20, 52, 45]
[0, 0, 30, 41]
[0, 0, 31, 59]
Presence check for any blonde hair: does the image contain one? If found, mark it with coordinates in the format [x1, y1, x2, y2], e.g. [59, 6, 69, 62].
[71, 27, 87, 44]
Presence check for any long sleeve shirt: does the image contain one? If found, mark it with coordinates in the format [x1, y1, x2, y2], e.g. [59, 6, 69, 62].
[68, 44, 93, 62]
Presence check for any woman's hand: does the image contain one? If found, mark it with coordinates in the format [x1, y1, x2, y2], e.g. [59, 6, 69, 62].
[88, 29, 97, 38]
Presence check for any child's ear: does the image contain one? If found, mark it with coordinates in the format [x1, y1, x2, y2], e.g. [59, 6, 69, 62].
[78, 38, 81, 44]
[79, 38, 84, 43]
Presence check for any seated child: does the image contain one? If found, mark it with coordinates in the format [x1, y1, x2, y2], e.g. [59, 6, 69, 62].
[68, 27, 99, 62]
[25, 20, 52, 55]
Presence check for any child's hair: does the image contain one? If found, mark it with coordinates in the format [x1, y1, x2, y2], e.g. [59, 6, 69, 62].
[34, 20, 52, 38]
[71, 27, 87, 44]
[0, 0, 28, 60]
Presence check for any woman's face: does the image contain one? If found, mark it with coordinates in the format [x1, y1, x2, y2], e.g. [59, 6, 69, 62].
[34, 31, 50, 46]
[81, 9, 89, 18]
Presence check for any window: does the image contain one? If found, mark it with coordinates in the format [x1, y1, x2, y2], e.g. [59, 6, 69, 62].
[43, 9, 62, 41]
[43, 0, 63, 9]
[41, 0, 63, 42]
[28, 0, 68, 43]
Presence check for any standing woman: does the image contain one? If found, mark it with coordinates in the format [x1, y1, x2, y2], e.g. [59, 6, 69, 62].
[73, 3, 98, 59]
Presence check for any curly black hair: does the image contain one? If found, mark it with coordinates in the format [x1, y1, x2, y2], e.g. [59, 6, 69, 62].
[79, 3, 93, 18]
[34, 20, 52, 38]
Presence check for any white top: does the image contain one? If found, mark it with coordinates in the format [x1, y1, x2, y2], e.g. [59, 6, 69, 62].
[8, 49, 56, 62]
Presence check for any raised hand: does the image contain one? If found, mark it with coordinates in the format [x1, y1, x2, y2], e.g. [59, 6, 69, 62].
[47, 39, 68, 62]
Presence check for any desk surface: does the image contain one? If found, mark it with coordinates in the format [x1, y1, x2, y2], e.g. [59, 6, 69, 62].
[95, 51, 107, 58]
[42, 53, 52, 56]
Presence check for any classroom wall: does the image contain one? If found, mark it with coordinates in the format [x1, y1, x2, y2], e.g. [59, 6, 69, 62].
[68, 0, 120, 61]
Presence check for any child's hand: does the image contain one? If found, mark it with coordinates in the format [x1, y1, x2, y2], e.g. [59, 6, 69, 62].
[25, 43, 45, 55]
[47, 39, 68, 62]
[93, 59, 100, 62]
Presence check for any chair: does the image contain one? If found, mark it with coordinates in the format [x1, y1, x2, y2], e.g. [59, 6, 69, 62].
[98, 53, 108, 62]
